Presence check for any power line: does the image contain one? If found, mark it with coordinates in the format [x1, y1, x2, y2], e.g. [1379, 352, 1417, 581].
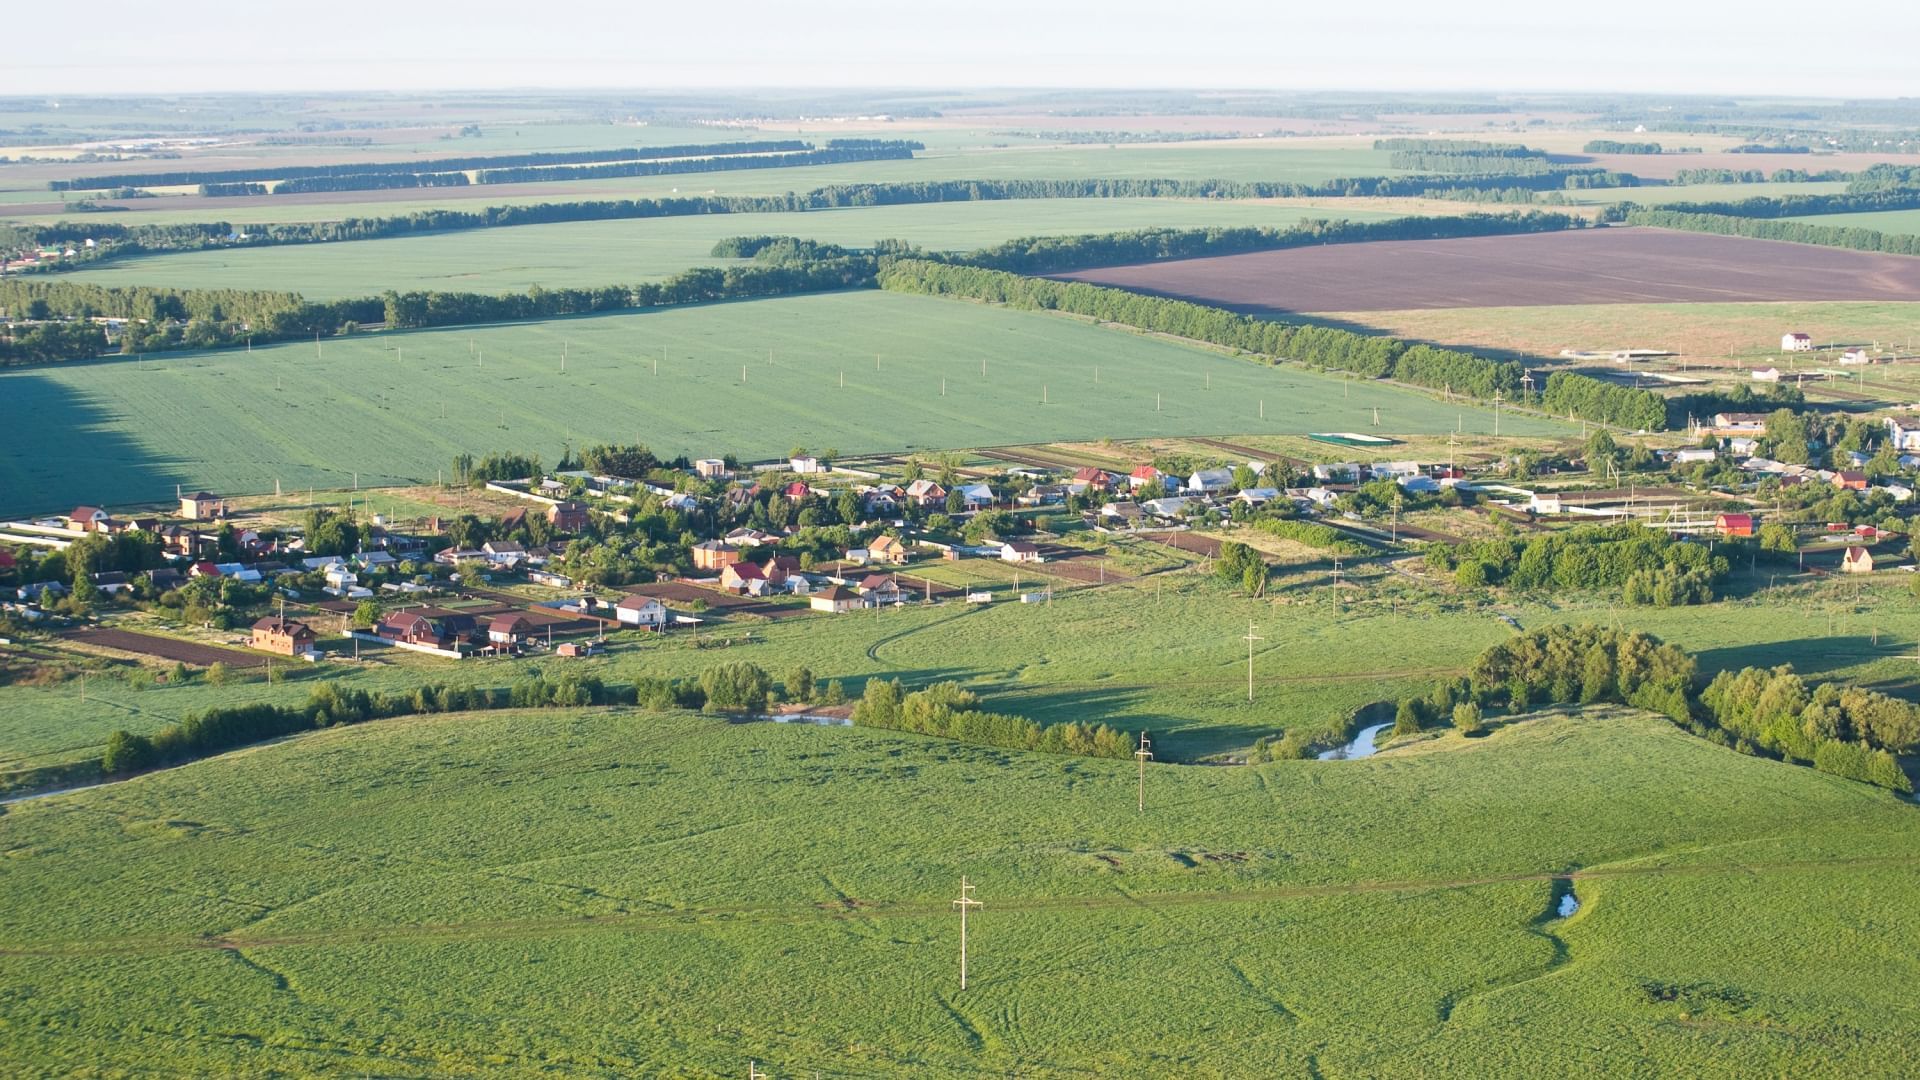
[1241, 621, 1263, 703]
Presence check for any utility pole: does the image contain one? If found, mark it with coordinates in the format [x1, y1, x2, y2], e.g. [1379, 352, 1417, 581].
[1242, 620, 1262, 702]
[952, 877, 981, 991]
[1135, 731, 1153, 812]
[1492, 392, 1504, 437]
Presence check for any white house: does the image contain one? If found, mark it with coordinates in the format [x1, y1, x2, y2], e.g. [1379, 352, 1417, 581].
[694, 458, 729, 478]
[1751, 368, 1782, 383]
[1840, 348, 1872, 365]
[789, 455, 823, 475]
[615, 595, 669, 629]
[1887, 416, 1920, 452]
[1398, 475, 1441, 493]
[1187, 468, 1234, 493]
[1728, 437, 1759, 456]
[1141, 496, 1192, 519]
[1672, 448, 1716, 464]
[482, 540, 527, 568]
[1781, 333, 1814, 352]
[955, 482, 995, 510]
[1529, 492, 1562, 515]
[1311, 462, 1360, 483]
[1373, 461, 1421, 479]
[1234, 487, 1281, 506]
[999, 541, 1046, 564]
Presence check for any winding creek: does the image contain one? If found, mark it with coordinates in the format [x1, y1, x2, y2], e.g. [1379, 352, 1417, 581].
[1318, 722, 1391, 761]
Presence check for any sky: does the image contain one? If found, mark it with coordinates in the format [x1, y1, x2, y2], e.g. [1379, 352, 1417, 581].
[6, 0, 1920, 98]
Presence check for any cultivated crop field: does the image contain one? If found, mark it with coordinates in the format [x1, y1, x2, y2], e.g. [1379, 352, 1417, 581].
[59, 200, 1401, 299]
[1059, 227, 1920, 314]
[2, 705, 1917, 1076]
[1299, 300, 1920, 366]
[1785, 207, 1920, 235]
[0, 289, 1567, 516]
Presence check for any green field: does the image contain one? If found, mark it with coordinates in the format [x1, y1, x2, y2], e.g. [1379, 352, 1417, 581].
[0, 289, 1566, 516]
[1556, 181, 1852, 206]
[9, 565, 1914, 788]
[3, 701, 1917, 1076]
[1786, 208, 1920, 235]
[59, 200, 1399, 299]
[1, 142, 1410, 226]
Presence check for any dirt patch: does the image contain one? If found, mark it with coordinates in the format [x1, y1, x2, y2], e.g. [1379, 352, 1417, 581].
[1057, 227, 1920, 313]
[58, 627, 264, 668]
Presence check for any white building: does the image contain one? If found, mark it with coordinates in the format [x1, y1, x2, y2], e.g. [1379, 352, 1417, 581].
[615, 595, 669, 628]
[1781, 333, 1814, 352]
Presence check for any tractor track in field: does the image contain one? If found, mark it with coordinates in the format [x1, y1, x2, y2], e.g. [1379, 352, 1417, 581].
[6, 854, 1916, 960]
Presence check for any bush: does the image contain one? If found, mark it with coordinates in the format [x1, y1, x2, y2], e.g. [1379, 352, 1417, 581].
[101, 730, 155, 774]
[1453, 701, 1484, 736]
[699, 662, 772, 713]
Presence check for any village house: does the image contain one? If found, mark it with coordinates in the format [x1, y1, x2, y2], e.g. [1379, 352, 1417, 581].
[691, 540, 743, 572]
[1187, 468, 1233, 493]
[724, 528, 776, 547]
[487, 614, 534, 650]
[955, 482, 995, 510]
[1141, 496, 1192, 520]
[1840, 348, 1872, 366]
[782, 481, 813, 503]
[789, 455, 823, 475]
[722, 560, 784, 596]
[482, 540, 527, 568]
[548, 501, 591, 532]
[1842, 547, 1875, 574]
[695, 458, 730, 479]
[1017, 484, 1069, 507]
[1835, 470, 1869, 491]
[1671, 448, 1716, 465]
[999, 540, 1045, 564]
[1886, 416, 1920, 452]
[250, 617, 317, 657]
[614, 594, 668, 628]
[1129, 465, 1163, 489]
[1071, 467, 1117, 492]
[810, 585, 863, 614]
[904, 479, 948, 507]
[1711, 412, 1769, 435]
[68, 506, 111, 533]
[1234, 487, 1281, 506]
[1099, 501, 1146, 528]
[1728, 437, 1759, 456]
[377, 610, 477, 651]
[867, 534, 910, 565]
[1781, 332, 1814, 352]
[859, 573, 905, 605]
[1310, 463, 1360, 483]
[179, 492, 227, 521]
[1715, 513, 1755, 539]
[1751, 367, 1782, 383]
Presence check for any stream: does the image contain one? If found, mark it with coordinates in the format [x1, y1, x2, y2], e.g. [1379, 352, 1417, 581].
[1318, 722, 1391, 761]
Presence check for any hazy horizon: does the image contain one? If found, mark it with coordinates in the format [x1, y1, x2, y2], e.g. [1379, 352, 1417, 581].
[6, 0, 1918, 100]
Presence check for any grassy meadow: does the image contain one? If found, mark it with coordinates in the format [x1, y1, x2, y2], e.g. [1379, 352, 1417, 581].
[9, 563, 1918, 787]
[2, 703, 1917, 1076]
[1786, 207, 1920, 235]
[59, 200, 1400, 299]
[0, 289, 1567, 516]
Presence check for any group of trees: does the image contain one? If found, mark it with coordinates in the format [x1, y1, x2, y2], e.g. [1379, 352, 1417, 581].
[1214, 540, 1269, 596]
[1245, 515, 1370, 557]
[1584, 140, 1664, 154]
[1699, 666, 1917, 784]
[877, 258, 1521, 403]
[1386, 151, 1554, 175]
[952, 211, 1586, 276]
[1427, 522, 1729, 605]
[851, 678, 1135, 760]
[1541, 370, 1668, 431]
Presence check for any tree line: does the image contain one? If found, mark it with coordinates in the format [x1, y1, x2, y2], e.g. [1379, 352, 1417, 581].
[851, 678, 1135, 760]
[472, 143, 919, 186]
[1624, 208, 1920, 257]
[50, 140, 814, 190]
[949, 211, 1587, 275]
[1386, 151, 1554, 175]
[1373, 138, 1536, 155]
[877, 258, 1522, 403]
[1584, 140, 1664, 154]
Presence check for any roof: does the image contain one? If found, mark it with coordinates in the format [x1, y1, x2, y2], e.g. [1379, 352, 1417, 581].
[1717, 512, 1754, 525]
[1071, 467, 1110, 482]
[70, 506, 105, 520]
[252, 616, 311, 635]
[616, 594, 663, 610]
[727, 561, 768, 580]
[1003, 540, 1041, 552]
[184, 491, 218, 501]
[817, 586, 857, 601]
[1130, 465, 1161, 479]
[1839, 470, 1868, 482]
[488, 613, 532, 632]
[484, 540, 526, 553]
[1845, 546, 1871, 559]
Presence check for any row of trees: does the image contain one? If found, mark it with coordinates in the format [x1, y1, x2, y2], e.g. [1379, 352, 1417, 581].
[1624, 208, 1920, 257]
[951, 211, 1587, 275]
[51, 140, 814, 190]
[851, 678, 1135, 760]
[1669, 167, 1853, 185]
[1386, 151, 1554, 175]
[876, 258, 1521, 402]
[101, 674, 621, 774]
[1374, 138, 1535, 155]
[473, 143, 919, 185]
[1541, 370, 1668, 431]
[1584, 140, 1664, 154]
